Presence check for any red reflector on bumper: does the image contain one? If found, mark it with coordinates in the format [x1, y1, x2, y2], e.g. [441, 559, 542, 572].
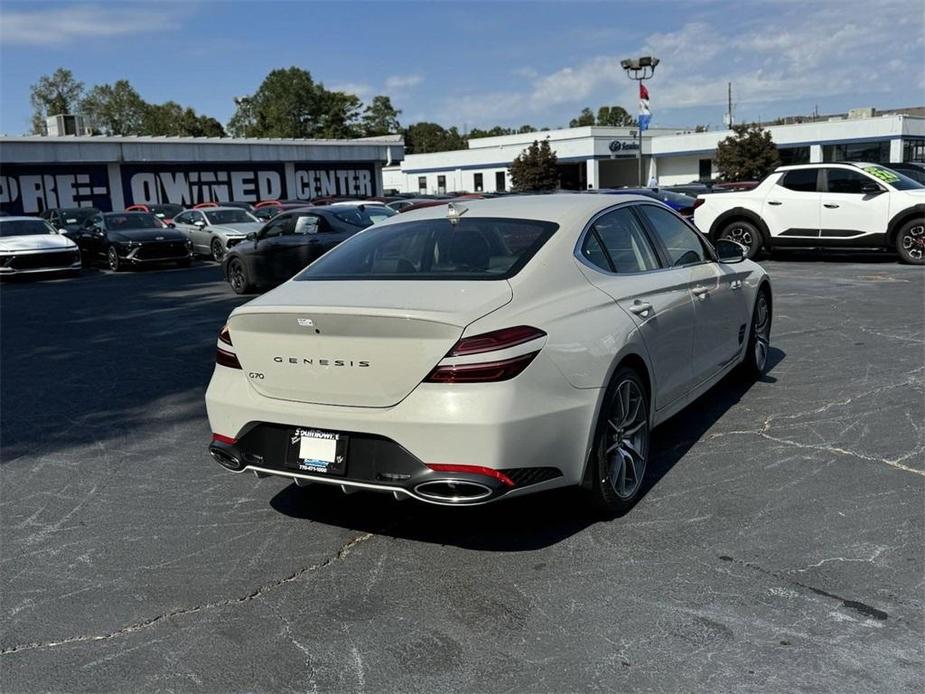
[212, 433, 237, 445]
[426, 463, 515, 487]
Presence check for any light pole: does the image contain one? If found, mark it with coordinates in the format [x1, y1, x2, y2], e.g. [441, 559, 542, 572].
[621, 56, 659, 186]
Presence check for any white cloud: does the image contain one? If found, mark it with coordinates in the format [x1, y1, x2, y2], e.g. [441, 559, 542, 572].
[0, 3, 187, 46]
[384, 74, 422, 93]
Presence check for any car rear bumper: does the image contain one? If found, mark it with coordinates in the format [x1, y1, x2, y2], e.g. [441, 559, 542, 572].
[205, 354, 601, 504]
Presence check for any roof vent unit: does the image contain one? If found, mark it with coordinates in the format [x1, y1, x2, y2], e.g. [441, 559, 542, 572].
[847, 107, 876, 120]
[45, 114, 88, 136]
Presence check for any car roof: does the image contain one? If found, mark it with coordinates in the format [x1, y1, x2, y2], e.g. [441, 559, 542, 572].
[194, 206, 256, 213]
[378, 193, 654, 227]
[776, 162, 877, 172]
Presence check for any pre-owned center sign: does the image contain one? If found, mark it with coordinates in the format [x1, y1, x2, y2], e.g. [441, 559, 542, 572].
[0, 161, 378, 215]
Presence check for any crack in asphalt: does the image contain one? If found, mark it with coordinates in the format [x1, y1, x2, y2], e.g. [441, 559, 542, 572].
[0, 532, 374, 657]
[717, 555, 889, 621]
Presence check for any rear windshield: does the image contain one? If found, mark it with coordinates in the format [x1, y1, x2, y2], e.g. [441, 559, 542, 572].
[331, 206, 396, 228]
[149, 204, 184, 218]
[297, 217, 558, 281]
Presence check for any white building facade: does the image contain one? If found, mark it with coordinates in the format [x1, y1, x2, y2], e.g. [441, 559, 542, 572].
[384, 114, 925, 193]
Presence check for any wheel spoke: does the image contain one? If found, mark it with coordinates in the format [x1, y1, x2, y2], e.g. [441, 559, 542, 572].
[623, 420, 645, 437]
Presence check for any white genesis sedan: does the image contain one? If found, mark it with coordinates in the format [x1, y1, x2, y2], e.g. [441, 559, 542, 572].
[206, 195, 772, 514]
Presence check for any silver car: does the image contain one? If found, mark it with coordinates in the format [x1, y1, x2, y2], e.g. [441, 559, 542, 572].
[172, 207, 262, 261]
[206, 195, 772, 514]
[0, 216, 82, 276]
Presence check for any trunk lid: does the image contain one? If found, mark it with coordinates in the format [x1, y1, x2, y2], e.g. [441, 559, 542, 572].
[228, 280, 512, 407]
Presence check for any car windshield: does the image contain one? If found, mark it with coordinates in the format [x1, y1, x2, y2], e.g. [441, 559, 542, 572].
[861, 165, 924, 191]
[0, 219, 55, 237]
[653, 190, 697, 206]
[204, 209, 258, 225]
[297, 217, 558, 281]
[331, 206, 397, 228]
[148, 204, 184, 218]
[58, 208, 98, 226]
[105, 213, 163, 230]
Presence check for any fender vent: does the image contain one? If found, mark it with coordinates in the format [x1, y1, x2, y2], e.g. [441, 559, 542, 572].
[500, 467, 563, 487]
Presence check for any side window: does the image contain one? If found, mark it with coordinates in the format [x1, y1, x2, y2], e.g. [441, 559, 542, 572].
[262, 214, 294, 238]
[825, 168, 872, 194]
[582, 207, 660, 273]
[174, 211, 190, 225]
[190, 211, 205, 225]
[294, 214, 320, 235]
[779, 169, 818, 192]
[639, 204, 707, 267]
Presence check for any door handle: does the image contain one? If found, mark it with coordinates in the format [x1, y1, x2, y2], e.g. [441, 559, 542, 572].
[691, 285, 710, 298]
[768, 200, 783, 206]
[628, 301, 652, 316]
[823, 203, 839, 209]
[730, 280, 742, 290]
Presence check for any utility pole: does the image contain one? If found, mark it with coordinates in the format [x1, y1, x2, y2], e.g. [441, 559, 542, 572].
[728, 83, 733, 127]
[620, 56, 659, 186]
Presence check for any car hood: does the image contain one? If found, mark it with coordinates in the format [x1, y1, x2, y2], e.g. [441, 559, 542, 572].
[208, 222, 262, 235]
[899, 189, 925, 199]
[0, 234, 77, 252]
[108, 228, 188, 242]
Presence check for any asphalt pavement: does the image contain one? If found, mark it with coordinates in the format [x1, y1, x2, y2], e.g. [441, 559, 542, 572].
[1, 256, 923, 692]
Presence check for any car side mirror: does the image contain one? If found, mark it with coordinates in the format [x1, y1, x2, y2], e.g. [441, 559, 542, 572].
[166, 222, 176, 228]
[861, 182, 884, 195]
[715, 239, 746, 264]
[246, 232, 257, 241]
[193, 220, 206, 228]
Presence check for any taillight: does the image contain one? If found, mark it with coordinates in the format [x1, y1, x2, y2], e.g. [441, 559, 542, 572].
[448, 325, 546, 356]
[216, 325, 241, 368]
[216, 348, 241, 369]
[424, 326, 546, 383]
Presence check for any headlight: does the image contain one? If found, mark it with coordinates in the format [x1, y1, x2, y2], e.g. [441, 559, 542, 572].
[118, 241, 142, 249]
[185, 239, 193, 248]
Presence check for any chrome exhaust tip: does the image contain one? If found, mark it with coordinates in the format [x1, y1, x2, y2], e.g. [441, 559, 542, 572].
[414, 479, 495, 504]
[209, 446, 244, 472]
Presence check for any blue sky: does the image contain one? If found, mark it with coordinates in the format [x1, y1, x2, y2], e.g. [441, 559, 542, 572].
[1, 0, 922, 135]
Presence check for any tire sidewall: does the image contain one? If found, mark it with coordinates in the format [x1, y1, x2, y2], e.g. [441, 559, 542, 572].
[741, 288, 772, 378]
[228, 258, 250, 294]
[587, 365, 650, 517]
[211, 238, 225, 262]
[106, 246, 121, 272]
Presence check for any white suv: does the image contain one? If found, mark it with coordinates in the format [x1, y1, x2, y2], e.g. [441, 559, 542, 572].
[694, 163, 925, 264]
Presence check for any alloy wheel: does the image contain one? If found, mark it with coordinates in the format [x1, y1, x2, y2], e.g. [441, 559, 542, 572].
[229, 260, 246, 292]
[753, 293, 771, 371]
[723, 226, 753, 247]
[603, 379, 649, 500]
[211, 238, 225, 262]
[107, 247, 119, 271]
[902, 224, 924, 261]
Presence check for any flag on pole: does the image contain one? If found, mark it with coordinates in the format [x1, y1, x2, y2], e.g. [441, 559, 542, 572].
[638, 82, 651, 131]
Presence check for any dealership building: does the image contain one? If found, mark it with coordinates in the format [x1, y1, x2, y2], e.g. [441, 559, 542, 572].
[383, 111, 925, 194]
[0, 134, 403, 215]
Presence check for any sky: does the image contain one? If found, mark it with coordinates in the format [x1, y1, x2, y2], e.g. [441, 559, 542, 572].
[1, 0, 923, 136]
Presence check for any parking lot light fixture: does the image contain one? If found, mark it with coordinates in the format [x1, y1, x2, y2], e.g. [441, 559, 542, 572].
[621, 55, 659, 185]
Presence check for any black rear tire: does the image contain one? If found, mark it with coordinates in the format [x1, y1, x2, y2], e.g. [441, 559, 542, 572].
[584, 366, 650, 517]
[227, 257, 254, 294]
[719, 220, 763, 260]
[895, 219, 925, 265]
[739, 288, 772, 379]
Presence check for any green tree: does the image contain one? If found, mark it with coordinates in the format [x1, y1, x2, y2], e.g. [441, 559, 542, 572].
[228, 67, 325, 138]
[361, 95, 401, 136]
[569, 107, 595, 128]
[315, 90, 362, 139]
[715, 123, 780, 181]
[403, 122, 466, 154]
[81, 80, 147, 135]
[516, 124, 536, 134]
[143, 101, 226, 137]
[29, 68, 84, 134]
[596, 105, 634, 126]
[509, 139, 559, 192]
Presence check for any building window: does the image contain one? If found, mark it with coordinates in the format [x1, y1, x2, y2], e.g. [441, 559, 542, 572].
[418, 176, 427, 194]
[778, 147, 810, 165]
[473, 173, 483, 192]
[904, 138, 925, 162]
[698, 159, 712, 181]
[495, 171, 506, 191]
[823, 141, 889, 163]
[437, 175, 446, 194]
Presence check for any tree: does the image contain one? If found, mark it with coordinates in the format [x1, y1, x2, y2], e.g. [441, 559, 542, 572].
[517, 124, 536, 134]
[715, 123, 780, 181]
[596, 105, 634, 126]
[29, 68, 84, 134]
[403, 122, 466, 154]
[228, 67, 326, 138]
[315, 90, 362, 139]
[81, 80, 147, 135]
[509, 139, 559, 192]
[143, 101, 226, 137]
[361, 95, 401, 136]
[569, 107, 595, 128]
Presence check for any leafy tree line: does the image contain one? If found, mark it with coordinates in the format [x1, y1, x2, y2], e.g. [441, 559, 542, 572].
[28, 67, 636, 154]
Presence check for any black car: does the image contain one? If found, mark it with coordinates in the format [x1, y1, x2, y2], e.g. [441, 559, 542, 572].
[222, 205, 395, 294]
[41, 207, 101, 238]
[75, 212, 193, 271]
